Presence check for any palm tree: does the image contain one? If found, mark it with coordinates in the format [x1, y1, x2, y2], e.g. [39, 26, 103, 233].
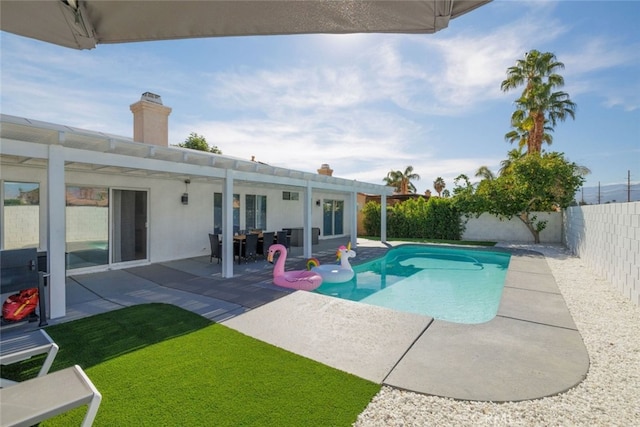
[499, 148, 525, 176]
[433, 177, 446, 197]
[475, 166, 495, 181]
[501, 50, 576, 154]
[505, 113, 554, 150]
[383, 166, 420, 194]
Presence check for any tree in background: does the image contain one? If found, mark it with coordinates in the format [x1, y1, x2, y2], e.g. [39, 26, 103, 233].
[504, 115, 554, 151]
[177, 132, 222, 154]
[499, 148, 526, 176]
[433, 177, 446, 197]
[383, 166, 420, 194]
[501, 50, 576, 154]
[474, 166, 496, 181]
[455, 152, 586, 243]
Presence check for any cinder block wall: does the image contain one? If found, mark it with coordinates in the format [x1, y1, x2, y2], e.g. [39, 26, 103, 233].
[462, 212, 562, 243]
[564, 202, 640, 306]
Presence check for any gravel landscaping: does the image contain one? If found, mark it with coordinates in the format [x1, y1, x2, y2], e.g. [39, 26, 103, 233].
[354, 244, 640, 426]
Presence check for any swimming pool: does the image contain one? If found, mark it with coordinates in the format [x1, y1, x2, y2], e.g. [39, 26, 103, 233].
[314, 245, 511, 324]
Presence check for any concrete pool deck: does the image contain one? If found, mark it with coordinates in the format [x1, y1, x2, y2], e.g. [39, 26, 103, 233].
[224, 247, 590, 401]
[15, 238, 589, 402]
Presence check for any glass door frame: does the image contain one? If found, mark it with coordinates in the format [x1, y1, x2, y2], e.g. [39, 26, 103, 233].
[110, 187, 149, 266]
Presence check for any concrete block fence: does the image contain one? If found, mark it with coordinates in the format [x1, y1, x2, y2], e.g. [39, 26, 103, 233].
[462, 212, 562, 243]
[564, 202, 640, 306]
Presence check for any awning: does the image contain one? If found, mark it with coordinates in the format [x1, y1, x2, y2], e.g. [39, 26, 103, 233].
[0, 0, 491, 50]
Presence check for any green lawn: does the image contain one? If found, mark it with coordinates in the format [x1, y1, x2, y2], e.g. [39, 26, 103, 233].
[2, 304, 379, 426]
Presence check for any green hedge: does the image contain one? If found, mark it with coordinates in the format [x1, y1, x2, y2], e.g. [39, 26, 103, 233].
[362, 197, 464, 240]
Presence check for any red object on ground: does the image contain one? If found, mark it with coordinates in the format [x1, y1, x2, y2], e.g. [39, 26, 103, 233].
[2, 288, 39, 321]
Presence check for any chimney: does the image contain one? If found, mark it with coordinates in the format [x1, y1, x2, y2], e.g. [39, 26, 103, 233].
[130, 92, 172, 146]
[317, 163, 333, 176]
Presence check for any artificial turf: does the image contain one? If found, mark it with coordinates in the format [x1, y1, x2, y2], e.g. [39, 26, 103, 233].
[2, 304, 380, 426]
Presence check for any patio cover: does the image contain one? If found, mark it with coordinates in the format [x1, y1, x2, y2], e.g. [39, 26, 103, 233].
[0, 0, 491, 50]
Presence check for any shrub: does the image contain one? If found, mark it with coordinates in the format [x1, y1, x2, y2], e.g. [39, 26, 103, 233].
[362, 201, 381, 236]
[362, 197, 463, 240]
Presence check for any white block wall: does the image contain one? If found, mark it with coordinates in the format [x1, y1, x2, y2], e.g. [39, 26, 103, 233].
[66, 206, 109, 242]
[462, 212, 562, 243]
[3, 206, 39, 249]
[564, 202, 640, 306]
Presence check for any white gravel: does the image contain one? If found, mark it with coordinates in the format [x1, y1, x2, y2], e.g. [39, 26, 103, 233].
[354, 244, 640, 427]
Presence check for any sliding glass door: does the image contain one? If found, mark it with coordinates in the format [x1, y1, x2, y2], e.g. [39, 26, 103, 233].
[112, 189, 148, 263]
[322, 199, 344, 236]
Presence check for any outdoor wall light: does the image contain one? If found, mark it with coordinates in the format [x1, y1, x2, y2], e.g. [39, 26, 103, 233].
[182, 178, 190, 205]
[316, 199, 321, 206]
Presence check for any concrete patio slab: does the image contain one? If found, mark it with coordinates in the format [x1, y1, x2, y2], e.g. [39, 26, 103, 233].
[65, 270, 247, 323]
[498, 286, 578, 329]
[223, 291, 432, 383]
[503, 268, 561, 293]
[160, 258, 221, 278]
[70, 270, 159, 297]
[384, 316, 589, 402]
[125, 264, 198, 286]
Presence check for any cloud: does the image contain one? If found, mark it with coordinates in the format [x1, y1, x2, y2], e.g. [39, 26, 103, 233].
[561, 37, 640, 111]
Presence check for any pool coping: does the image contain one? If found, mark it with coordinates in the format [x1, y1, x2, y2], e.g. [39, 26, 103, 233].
[223, 246, 590, 402]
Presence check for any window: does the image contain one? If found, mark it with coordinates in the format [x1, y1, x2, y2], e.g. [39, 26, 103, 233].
[3, 181, 40, 249]
[246, 194, 267, 230]
[213, 193, 222, 234]
[282, 191, 299, 201]
[65, 186, 109, 269]
[322, 199, 344, 236]
[213, 193, 241, 234]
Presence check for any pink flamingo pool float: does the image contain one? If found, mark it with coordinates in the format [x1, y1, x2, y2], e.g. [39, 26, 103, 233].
[267, 244, 323, 291]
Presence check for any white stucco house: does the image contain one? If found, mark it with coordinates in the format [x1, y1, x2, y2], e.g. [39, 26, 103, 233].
[0, 93, 392, 319]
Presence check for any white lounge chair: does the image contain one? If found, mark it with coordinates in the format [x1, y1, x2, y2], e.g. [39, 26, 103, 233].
[0, 365, 102, 427]
[0, 329, 58, 388]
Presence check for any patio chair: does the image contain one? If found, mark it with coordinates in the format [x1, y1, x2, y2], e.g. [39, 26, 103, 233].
[276, 231, 290, 248]
[240, 233, 258, 263]
[0, 365, 102, 427]
[209, 233, 222, 263]
[258, 231, 275, 259]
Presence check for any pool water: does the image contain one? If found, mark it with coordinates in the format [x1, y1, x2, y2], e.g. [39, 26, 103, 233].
[314, 245, 511, 324]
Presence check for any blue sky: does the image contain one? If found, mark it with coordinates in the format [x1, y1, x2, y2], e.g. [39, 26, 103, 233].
[1, 1, 639, 196]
